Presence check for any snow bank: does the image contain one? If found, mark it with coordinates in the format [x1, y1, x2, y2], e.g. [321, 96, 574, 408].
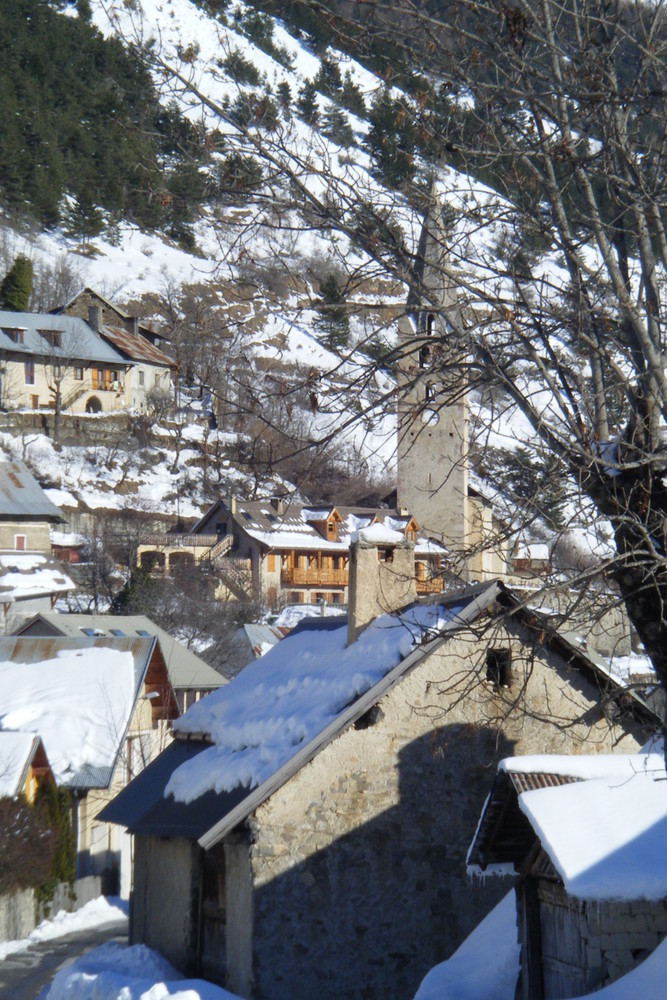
[0, 897, 127, 961]
[44, 941, 243, 1000]
[413, 891, 519, 1000]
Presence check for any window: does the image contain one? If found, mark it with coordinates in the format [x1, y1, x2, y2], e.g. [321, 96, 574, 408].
[154, 373, 160, 387]
[331, 592, 343, 604]
[4, 328, 24, 344]
[377, 547, 394, 563]
[24, 361, 34, 385]
[136, 629, 152, 637]
[39, 329, 61, 348]
[110, 628, 125, 637]
[81, 627, 95, 637]
[419, 345, 430, 369]
[14, 535, 26, 551]
[426, 313, 435, 336]
[74, 367, 83, 381]
[138, 370, 145, 387]
[425, 382, 435, 402]
[486, 649, 512, 688]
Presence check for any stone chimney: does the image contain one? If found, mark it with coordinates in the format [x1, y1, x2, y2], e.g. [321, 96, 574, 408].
[271, 497, 286, 515]
[132, 316, 140, 336]
[226, 496, 237, 515]
[347, 537, 416, 645]
[88, 305, 102, 333]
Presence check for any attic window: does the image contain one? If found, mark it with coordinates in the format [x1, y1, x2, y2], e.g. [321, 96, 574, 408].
[242, 511, 253, 521]
[81, 627, 95, 637]
[40, 329, 62, 348]
[110, 628, 125, 636]
[137, 629, 151, 637]
[266, 514, 278, 523]
[486, 648, 512, 688]
[4, 328, 24, 344]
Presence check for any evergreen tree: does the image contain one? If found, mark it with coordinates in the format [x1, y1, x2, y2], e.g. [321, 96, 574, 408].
[0, 255, 33, 311]
[297, 80, 319, 125]
[367, 89, 416, 189]
[315, 274, 349, 351]
[322, 107, 354, 148]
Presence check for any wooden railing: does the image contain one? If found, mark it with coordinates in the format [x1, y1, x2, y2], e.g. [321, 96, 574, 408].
[282, 567, 348, 586]
[416, 577, 444, 594]
[141, 534, 218, 549]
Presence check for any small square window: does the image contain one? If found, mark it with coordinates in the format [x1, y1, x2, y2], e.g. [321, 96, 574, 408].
[486, 649, 512, 688]
[74, 367, 83, 380]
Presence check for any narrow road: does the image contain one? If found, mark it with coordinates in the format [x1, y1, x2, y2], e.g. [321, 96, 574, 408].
[0, 916, 128, 1000]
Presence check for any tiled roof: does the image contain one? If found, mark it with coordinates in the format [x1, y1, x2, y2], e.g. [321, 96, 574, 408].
[101, 326, 176, 368]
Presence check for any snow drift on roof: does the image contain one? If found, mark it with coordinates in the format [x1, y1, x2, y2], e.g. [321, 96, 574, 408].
[516, 753, 667, 900]
[166, 601, 463, 804]
[0, 648, 135, 785]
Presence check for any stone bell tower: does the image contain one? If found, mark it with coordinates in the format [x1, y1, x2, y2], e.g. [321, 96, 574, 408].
[396, 184, 469, 566]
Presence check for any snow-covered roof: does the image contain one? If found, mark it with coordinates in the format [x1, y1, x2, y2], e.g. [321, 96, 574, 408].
[0, 554, 75, 601]
[101, 582, 505, 843]
[18, 613, 225, 693]
[0, 731, 43, 798]
[195, 499, 445, 555]
[0, 637, 157, 788]
[469, 753, 667, 902]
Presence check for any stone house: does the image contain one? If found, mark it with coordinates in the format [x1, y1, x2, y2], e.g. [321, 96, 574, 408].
[89, 314, 176, 411]
[468, 752, 667, 998]
[101, 534, 657, 1000]
[55, 286, 167, 349]
[15, 612, 226, 713]
[137, 496, 446, 607]
[0, 635, 178, 898]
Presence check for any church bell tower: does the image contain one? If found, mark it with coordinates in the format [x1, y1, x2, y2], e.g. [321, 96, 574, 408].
[396, 185, 469, 566]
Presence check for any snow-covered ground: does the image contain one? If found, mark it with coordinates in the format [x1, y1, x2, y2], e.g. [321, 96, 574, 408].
[44, 941, 243, 1000]
[0, 897, 126, 962]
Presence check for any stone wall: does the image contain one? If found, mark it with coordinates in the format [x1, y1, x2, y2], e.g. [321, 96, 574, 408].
[245, 622, 646, 1000]
[518, 878, 667, 997]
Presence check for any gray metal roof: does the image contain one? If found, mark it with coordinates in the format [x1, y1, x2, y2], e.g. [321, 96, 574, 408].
[0, 311, 127, 365]
[0, 460, 64, 521]
[16, 613, 225, 692]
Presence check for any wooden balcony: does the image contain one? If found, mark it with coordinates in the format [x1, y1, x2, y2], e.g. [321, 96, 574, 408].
[141, 534, 218, 549]
[281, 567, 348, 587]
[416, 576, 444, 594]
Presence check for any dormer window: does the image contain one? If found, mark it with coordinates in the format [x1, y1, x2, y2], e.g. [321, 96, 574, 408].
[3, 328, 24, 344]
[39, 329, 61, 348]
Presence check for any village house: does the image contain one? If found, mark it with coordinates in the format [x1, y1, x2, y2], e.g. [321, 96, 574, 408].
[137, 497, 447, 607]
[101, 533, 658, 1000]
[0, 635, 178, 898]
[0, 731, 54, 802]
[0, 459, 74, 630]
[15, 612, 226, 712]
[467, 751, 667, 999]
[55, 286, 167, 349]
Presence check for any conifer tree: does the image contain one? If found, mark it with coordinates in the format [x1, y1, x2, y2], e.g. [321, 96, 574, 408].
[0, 255, 33, 311]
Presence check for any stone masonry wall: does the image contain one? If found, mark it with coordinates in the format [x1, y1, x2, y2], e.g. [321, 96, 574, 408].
[246, 622, 645, 1000]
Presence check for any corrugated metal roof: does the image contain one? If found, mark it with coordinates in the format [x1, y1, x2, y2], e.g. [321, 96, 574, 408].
[101, 326, 176, 368]
[0, 311, 128, 365]
[0, 460, 64, 521]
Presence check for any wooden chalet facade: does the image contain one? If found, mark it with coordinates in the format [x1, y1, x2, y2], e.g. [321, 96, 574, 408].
[137, 497, 445, 607]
